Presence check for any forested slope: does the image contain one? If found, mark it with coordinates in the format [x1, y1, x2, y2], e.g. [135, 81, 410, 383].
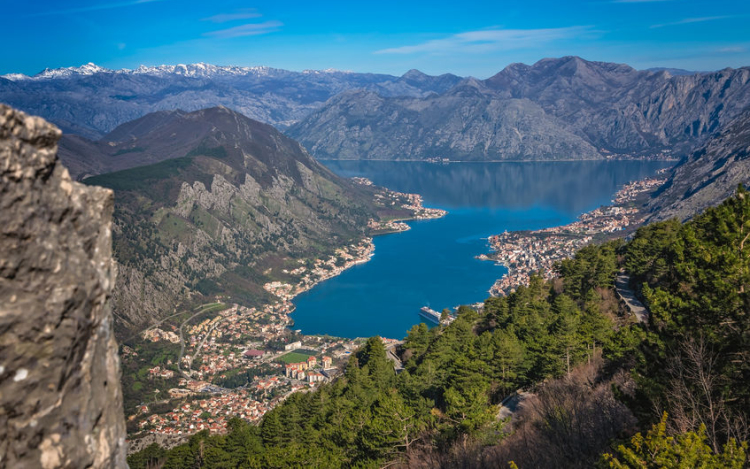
[129, 188, 750, 468]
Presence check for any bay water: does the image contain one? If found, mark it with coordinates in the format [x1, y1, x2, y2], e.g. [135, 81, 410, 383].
[292, 160, 672, 339]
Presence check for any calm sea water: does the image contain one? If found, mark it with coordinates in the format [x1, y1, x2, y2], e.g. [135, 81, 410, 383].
[292, 160, 672, 339]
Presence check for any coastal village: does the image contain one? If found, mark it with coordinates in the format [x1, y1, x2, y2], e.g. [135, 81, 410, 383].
[354, 176, 448, 233]
[486, 176, 666, 295]
[124, 172, 669, 448]
[123, 178, 444, 449]
[128, 299, 372, 446]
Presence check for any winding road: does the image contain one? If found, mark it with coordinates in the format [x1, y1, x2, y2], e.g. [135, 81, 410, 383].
[614, 272, 649, 324]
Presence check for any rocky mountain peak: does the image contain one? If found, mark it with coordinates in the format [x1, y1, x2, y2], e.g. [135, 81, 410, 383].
[402, 69, 428, 79]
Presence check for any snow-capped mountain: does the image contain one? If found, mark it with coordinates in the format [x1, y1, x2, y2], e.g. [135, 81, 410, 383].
[2, 62, 356, 81]
[0, 62, 462, 136]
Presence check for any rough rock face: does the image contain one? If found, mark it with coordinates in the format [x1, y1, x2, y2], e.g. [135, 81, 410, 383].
[647, 106, 750, 221]
[289, 57, 750, 161]
[0, 105, 127, 468]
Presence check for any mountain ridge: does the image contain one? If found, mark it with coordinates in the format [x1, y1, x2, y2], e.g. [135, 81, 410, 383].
[0, 63, 463, 136]
[289, 56, 750, 161]
[647, 105, 750, 221]
[76, 106, 391, 332]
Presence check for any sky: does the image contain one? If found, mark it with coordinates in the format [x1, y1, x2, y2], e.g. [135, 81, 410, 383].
[2, 0, 749, 77]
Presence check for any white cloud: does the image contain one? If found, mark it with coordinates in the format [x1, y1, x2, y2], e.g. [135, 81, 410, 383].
[650, 16, 731, 29]
[205, 21, 283, 39]
[718, 46, 746, 53]
[26, 0, 164, 17]
[375, 27, 593, 55]
[202, 9, 261, 23]
[611, 0, 672, 3]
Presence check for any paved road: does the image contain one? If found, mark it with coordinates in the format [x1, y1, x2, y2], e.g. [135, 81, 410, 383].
[497, 391, 534, 430]
[385, 343, 404, 372]
[615, 272, 649, 324]
[386, 350, 404, 372]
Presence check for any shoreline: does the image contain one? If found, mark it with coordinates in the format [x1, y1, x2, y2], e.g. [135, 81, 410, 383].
[264, 180, 447, 314]
[319, 157, 680, 163]
[482, 172, 670, 296]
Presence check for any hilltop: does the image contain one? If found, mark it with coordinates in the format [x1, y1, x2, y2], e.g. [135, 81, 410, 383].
[77, 106, 416, 332]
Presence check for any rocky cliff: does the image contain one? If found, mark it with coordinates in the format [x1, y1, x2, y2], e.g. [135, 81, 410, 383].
[0, 105, 127, 467]
[287, 85, 601, 160]
[647, 106, 750, 221]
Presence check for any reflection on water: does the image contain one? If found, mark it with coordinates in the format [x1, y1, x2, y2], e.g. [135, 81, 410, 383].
[290, 160, 673, 339]
[324, 160, 671, 212]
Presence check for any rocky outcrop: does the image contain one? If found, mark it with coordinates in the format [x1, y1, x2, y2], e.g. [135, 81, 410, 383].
[0, 105, 127, 468]
[647, 106, 750, 221]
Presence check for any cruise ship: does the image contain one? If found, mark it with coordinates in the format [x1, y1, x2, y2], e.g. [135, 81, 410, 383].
[419, 306, 442, 324]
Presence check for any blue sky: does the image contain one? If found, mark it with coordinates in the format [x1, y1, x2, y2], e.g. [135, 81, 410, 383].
[2, 0, 749, 77]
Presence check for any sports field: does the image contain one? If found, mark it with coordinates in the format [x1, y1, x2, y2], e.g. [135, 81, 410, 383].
[276, 351, 314, 364]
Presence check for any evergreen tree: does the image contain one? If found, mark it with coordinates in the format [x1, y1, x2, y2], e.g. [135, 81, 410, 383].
[261, 409, 283, 446]
[602, 413, 747, 468]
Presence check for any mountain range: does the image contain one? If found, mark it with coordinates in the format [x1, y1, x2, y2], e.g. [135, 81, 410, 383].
[289, 57, 750, 161]
[4, 57, 750, 163]
[648, 106, 750, 221]
[0, 63, 461, 139]
[75, 106, 398, 332]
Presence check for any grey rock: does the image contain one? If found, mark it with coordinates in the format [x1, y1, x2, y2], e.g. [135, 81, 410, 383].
[290, 57, 750, 161]
[288, 87, 601, 160]
[648, 106, 750, 221]
[0, 65, 462, 136]
[0, 105, 127, 468]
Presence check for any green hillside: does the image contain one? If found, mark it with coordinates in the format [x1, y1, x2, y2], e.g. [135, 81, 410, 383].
[129, 189, 750, 467]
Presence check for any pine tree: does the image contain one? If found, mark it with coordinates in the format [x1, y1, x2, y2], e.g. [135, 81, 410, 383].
[602, 413, 747, 468]
[261, 409, 283, 446]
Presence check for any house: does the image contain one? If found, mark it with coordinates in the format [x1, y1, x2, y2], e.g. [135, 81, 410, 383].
[284, 341, 302, 351]
[307, 372, 325, 383]
[284, 362, 308, 379]
[243, 349, 265, 360]
[307, 355, 317, 368]
[322, 356, 332, 369]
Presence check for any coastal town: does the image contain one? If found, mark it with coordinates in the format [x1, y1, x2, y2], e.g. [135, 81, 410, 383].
[127, 299, 375, 448]
[123, 177, 443, 450]
[486, 176, 667, 295]
[263, 239, 375, 301]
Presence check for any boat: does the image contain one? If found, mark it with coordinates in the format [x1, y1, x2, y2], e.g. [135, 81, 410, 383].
[419, 306, 442, 324]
